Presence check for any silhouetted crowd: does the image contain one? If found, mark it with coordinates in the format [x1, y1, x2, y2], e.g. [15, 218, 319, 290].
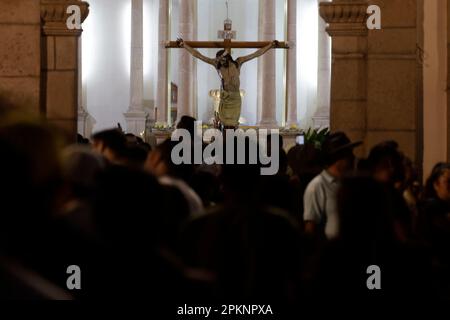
[0, 114, 449, 309]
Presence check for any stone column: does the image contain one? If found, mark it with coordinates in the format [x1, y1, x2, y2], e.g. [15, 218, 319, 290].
[0, 0, 41, 114]
[124, 0, 147, 136]
[321, 0, 422, 164]
[177, 0, 196, 122]
[40, 0, 89, 139]
[155, 0, 169, 124]
[257, 0, 277, 128]
[364, 0, 422, 165]
[313, 0, 331, 129]
[286, 0, 298, 127]
[319, 0, 368, 157]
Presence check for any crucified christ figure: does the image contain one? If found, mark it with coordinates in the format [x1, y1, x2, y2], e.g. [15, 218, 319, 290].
[177, 38, 278, 129]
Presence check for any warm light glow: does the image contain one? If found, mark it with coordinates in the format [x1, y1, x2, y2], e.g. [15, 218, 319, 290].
[81, 0, 322, 131]
[81, 0, 133, 133]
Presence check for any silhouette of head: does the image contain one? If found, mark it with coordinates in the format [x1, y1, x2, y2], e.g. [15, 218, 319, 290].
[216, 50, 235, 68]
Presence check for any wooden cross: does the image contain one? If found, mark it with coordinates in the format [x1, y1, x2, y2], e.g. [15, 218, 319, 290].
[165, 39, 289, 50]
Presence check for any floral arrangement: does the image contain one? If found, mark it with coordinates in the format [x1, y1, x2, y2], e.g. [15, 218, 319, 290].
[280, 124, 302, 133]
[304, 127, 330, 149]
[153, 122, 172, 130]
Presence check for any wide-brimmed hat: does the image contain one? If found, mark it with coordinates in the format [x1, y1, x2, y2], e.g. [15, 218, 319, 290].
[322, 132, 362, 158]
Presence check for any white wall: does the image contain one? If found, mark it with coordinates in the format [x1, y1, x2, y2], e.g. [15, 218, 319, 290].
[82, 0, 321, 131]
[297, 0, 319, 128]
[82, 0, 131, 133]
[143, 0, 160, 113]
[82, 0, 159, 133]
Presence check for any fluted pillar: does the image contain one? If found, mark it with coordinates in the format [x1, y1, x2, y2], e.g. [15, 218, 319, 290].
[124, 0, 146, 136]
[155, 0, 169, 124]
[286, 0, 298, 127]
[257, 0, 277, 128]
[177, 0, 196, 122]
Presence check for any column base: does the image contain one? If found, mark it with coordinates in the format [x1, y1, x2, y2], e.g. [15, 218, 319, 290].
[257, 120, 279, 129]
[124, 110, 147, 137]
[78, 108, 96, 138]
[78, 110, 87, 135]
[312, 115, 330, 129]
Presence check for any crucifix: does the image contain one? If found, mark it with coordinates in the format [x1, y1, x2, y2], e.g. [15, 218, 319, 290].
[166, 1, 288, 129]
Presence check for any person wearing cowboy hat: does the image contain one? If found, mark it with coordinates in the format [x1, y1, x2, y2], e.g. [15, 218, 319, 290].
[303, 132, 362, 240]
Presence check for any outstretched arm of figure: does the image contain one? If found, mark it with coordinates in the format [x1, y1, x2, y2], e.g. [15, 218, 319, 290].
[177, 38, 216, 66]
[236, 41, 277, 66]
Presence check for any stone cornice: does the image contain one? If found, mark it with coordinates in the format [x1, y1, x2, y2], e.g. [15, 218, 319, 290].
[41, 1, 89, 36]
[319, 1, 368, 37]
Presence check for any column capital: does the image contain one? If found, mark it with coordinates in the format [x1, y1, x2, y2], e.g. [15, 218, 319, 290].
[319, 1, 368, 37]
[41, 0, 89, 36]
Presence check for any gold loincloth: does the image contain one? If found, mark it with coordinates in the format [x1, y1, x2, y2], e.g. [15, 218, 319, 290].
[218, 90, 242, 127]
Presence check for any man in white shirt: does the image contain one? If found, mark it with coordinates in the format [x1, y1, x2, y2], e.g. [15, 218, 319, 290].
[303, 132, 362, 239]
